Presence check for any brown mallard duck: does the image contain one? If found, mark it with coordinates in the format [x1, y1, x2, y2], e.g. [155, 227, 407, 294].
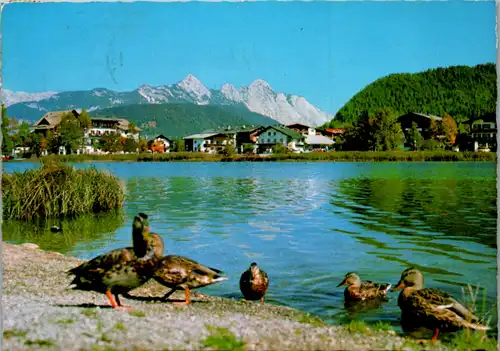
[67, 213, 161, 311]
[239, 262, 269, 303]
[392, 268, 489, 342]
[337, 272, 391, 302]
[152, 255, 227, 305]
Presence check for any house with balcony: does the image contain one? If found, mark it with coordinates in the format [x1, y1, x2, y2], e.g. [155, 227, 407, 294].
[463, 113, 497, 152]
[286, 123, 317, 136]
[31, 109, 140, 154]
[83, 117, 141, 154]
[183, 131, 235, 153]
[255, 125, 305, 153]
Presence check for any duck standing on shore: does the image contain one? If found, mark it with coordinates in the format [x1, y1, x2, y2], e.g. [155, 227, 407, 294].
[239, 262, 269, 303]
[67, 213, 161, 311]
[392, 268, 490, 342]
[152, 255, 228, 305]
[337, 272, 392, 302]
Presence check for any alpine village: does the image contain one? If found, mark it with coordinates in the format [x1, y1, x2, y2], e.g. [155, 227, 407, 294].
[1, 63, 497, 162]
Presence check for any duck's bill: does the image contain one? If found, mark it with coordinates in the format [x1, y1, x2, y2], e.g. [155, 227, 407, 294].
[336, 279, 347, 287]
[391, 281, 405, 291]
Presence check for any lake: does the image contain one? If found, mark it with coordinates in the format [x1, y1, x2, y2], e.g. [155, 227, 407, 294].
[3, 161, 497, 330]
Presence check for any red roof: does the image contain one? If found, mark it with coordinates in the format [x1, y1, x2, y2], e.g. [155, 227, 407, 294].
[325, 128, 345, 134]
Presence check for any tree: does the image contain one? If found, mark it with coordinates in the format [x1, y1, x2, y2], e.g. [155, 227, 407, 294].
[407, 122, 423, 151]
[58, 112, 84, 154]
[127, 122, 137, 135]
[272, 143, 288, 154]
[123, 136, 139, 153]
[99, 133, 122, 153]
[429, 118, 442, 140]
[441, 113, 458, 147]
[1, 104, 13, 155]
[172, 138, 185, 152]
[149, 140, 165, 153]
[220, 143, 235, 156]
[242, 143, 255, 154]
[26, 132, 44, 158]
[77, 109, 92, 129]
[138, 137, 148, 152]
[342, 108, 403, 151]
[370, 108, 404, 151]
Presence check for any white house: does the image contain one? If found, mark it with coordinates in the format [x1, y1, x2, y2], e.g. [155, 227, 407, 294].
[255, 126, 306, 153]
[81, 117, 141, 154]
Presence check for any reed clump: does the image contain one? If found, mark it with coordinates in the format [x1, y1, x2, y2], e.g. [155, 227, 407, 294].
[2, 160, 125, 220]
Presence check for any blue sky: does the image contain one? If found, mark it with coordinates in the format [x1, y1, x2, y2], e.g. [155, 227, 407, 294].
[3, 1, 496, 114]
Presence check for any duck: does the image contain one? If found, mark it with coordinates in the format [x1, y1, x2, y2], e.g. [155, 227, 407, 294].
[152, 255, 228, 305]
[392, 268, 490, 342]
[67, 213, 161, 311]
[337, 272, 391, 302]
[239, 262, 269, 303]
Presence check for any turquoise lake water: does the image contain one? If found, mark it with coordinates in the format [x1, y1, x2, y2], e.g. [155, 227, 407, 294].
[3, 161, 497, 330]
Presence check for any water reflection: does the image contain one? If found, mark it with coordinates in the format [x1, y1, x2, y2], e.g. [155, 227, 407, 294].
[2, 212, 125, 254]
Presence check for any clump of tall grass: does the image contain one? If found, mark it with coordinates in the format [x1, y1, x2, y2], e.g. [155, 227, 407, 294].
[2, 160, 125, 220]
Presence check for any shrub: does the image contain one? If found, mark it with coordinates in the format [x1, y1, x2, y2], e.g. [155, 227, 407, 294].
[2, 160, 125, 220]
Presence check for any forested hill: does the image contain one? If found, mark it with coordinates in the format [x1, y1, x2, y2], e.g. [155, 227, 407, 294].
[327, 63, 496, 126]
[92, 103, 278, 138]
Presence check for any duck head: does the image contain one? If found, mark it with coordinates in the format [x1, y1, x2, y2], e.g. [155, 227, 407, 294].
[392, 268, 424, 292]
[132, 213, 150, 257]
[337, 272, 361, 287]
[249, 262, 261, 276]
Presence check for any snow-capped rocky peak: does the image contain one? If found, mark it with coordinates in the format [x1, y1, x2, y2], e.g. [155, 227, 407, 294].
[221, 83, 242, 102]
[137, 84, 169, 103]
[249, 79, 272, 91]
[178, 74, 211, 99]
[1, 89, 57, 107]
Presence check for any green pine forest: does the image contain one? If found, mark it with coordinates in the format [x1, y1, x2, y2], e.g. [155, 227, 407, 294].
[325, 62, 497, 127]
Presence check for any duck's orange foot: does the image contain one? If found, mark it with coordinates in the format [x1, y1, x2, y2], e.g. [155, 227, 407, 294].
[415, 339, 429, 345]
[172, 301, 189, 306]
[113, 305, 134, 311]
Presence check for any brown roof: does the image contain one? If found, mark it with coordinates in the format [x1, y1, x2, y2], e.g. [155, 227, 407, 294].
[33, 109, 80, 128]
[32, 111, 141, 133]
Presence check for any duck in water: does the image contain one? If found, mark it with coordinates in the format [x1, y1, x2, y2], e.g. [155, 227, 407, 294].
[239, 262, 269, 303]
[392, 268, 489, 343]
[67, 213, 161, 311]
[337, 272, 392, 302]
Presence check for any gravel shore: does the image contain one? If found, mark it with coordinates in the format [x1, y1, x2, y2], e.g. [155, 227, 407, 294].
[1, 242, 489, 351]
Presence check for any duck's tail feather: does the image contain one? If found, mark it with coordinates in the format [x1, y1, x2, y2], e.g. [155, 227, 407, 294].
[382, 283, 392, 293]
[462, 320, 490, 331]
[208, 267, 226, 275]
[212, 276, 229, 283]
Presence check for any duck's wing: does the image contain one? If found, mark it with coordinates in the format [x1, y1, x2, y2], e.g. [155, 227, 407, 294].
[411, 288, 482, 324]
[67, 247, 135, 287]
[260, 269, 269, 285]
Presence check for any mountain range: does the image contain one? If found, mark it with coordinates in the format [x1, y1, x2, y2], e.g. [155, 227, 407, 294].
[4, 75, 333, 127]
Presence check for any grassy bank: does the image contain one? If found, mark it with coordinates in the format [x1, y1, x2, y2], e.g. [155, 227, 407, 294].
[3, 242, 497, 351]
[13, 150, 498, 163]
[2, 160, 125, 220]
